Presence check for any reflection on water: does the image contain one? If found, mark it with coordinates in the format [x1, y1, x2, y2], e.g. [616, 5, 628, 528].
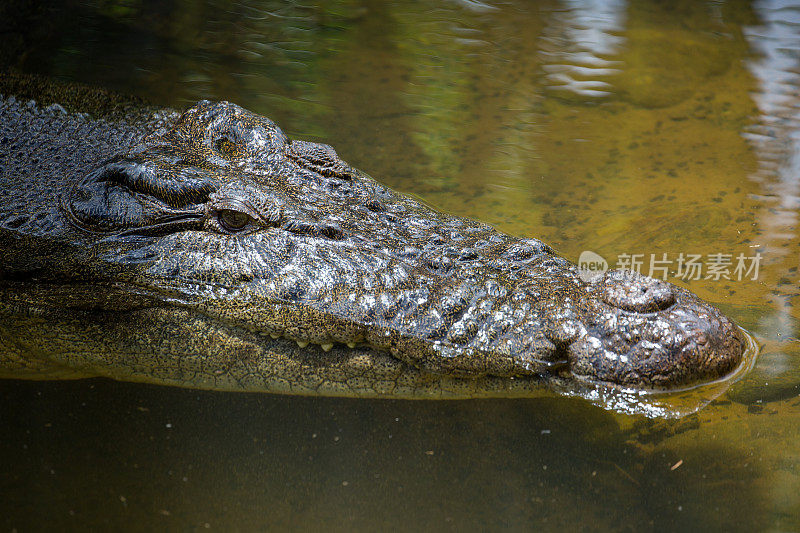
[736, 0, 800, 400]
[2, 0, 800, 530]
[540, 0, 626, 99]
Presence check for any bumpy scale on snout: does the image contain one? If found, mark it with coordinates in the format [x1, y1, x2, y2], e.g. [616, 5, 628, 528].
[573, 270, 745, 389]
[68, 100, 745, 392]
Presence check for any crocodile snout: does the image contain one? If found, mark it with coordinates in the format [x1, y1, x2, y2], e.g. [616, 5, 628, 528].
[566, 271, 745, 389]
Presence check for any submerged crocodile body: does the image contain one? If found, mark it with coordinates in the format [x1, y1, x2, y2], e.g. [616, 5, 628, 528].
[0, 83, 747, 406]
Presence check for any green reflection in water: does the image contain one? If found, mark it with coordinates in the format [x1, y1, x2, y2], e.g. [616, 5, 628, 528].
[1, 0, 800, 530]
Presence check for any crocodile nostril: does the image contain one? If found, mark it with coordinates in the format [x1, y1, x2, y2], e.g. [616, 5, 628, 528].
[596, 269, 676, 313]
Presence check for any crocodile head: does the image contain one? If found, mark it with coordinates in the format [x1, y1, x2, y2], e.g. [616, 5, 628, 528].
[61, 100, 746, 396]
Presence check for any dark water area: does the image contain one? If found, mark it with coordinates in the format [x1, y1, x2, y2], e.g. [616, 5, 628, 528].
[2, 0, 800, 530]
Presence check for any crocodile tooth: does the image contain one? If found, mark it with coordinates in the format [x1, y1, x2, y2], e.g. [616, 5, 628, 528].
[297, 340, 309, 348]
[346, 342, 356, 348]
[270, 333, 279, 339]
[321, 343, 333, 352]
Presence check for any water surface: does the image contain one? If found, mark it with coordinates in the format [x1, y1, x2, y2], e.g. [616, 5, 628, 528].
[2, 0, 800, 530]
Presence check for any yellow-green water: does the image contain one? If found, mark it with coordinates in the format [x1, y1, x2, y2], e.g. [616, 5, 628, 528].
[2, 0, 800, 530]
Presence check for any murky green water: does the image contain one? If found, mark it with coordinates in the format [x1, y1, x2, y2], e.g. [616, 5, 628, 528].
[2, 0, 800, 530]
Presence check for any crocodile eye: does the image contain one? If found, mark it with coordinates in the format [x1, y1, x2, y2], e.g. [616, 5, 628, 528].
[214, 136, 240, 159]
[218, 209, 252, 232]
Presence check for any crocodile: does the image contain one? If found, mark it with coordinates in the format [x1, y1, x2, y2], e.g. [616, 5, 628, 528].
[0, 79, 748, 407]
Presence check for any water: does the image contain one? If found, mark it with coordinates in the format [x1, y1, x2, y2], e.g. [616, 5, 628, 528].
[1, 0, 799, 530]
